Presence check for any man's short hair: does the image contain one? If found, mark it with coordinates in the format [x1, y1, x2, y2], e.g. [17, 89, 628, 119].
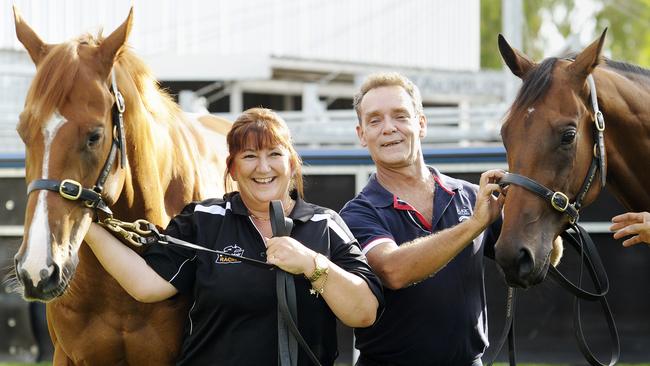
[352, 72, 424, 124]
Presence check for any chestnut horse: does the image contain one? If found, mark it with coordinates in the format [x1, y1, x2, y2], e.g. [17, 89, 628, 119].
[12, 8, 231, 365]
[495, 30, 650, 288]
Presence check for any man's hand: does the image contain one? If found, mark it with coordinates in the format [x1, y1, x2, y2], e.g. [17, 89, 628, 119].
[610, 211, 650, 247]
[470, 169, 506, 230]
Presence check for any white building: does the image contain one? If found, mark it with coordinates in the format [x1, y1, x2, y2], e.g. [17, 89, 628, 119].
[0, 0, 505, 152]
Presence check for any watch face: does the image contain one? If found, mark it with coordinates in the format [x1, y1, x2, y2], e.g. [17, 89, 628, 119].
[315, 254, 329, 270]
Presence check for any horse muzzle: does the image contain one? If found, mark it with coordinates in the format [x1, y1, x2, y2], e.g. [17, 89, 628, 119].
[495, 240, 551, 288]
[14, 249, 77, 302]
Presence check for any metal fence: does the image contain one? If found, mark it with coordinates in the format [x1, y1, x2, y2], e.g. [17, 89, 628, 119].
[217, 104, 507, 149]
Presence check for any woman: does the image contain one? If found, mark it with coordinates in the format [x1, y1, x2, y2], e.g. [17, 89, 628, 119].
[85, 108, 382, 365]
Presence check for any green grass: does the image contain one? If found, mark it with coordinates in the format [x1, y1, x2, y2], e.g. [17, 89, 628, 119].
[2, 363, 650, 366]
[6, 362, 647, 365]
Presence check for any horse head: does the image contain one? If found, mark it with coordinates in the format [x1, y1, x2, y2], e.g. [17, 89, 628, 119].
[495, 30, 608, 288]
[13, 7, 132, 301]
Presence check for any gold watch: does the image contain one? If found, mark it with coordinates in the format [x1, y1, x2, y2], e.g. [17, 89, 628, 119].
[307, 253, 329, 282]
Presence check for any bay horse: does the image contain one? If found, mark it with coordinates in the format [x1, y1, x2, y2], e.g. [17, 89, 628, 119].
[495, 29, 650, 288]
[12, 7, 231, 365]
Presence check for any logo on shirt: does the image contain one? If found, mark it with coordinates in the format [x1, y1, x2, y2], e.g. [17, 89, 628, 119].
[215, 244, 244, 264]
[458, 206, 471, 222]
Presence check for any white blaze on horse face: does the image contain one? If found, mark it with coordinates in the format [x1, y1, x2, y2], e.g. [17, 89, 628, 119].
[23, 113, 67, 287]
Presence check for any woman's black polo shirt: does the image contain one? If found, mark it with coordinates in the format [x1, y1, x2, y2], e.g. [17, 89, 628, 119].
[142, 192, 383, 366]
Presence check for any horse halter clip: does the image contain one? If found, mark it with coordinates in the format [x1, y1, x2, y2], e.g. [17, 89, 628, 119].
[499, 74, 606, 224]
[25, 71, 127, 217]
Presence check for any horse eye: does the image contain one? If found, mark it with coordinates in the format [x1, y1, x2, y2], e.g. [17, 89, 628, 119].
[87, 130, 103, 148]
[560, 130, 576, 145]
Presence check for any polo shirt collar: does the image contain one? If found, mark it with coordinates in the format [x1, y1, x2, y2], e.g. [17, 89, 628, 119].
[363, 167, 461, 209]
[226, 191, 316, 223]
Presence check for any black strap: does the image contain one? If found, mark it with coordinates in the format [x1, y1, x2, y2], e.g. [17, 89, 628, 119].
[485, 287, 517, 366]
[547, 227, 609, 300]
[487, 224, 619, 366]
[270, 201, 322, 366]
[499, 173, 580, 222]
[549, 225, 620, 366]
[27, 179, 102, 203]
[94, 106, 122, 193]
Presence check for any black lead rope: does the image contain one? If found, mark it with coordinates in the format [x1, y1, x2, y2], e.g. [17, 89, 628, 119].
[485, 287, 517, 366]
[552, 225, 620, 366]
[270, 201, 322, 366]
[486, 224, 619, 366]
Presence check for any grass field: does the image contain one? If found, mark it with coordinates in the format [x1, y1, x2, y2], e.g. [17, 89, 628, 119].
[2, 364, 650, 366]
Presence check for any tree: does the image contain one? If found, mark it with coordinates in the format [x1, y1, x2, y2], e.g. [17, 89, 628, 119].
[481, 0, 650, 69]
[595, 0, 650, 66]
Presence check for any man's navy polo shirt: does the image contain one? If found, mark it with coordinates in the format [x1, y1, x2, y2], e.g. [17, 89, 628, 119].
[340, 167, 501, 366]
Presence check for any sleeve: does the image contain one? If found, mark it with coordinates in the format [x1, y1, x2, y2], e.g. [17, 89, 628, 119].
[339, 198, 396, 255]
[326, 210, 385, 314]
[141, 203, 198, 293]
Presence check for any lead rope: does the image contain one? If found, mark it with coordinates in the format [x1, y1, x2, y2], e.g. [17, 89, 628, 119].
[270, 200, 322, 366]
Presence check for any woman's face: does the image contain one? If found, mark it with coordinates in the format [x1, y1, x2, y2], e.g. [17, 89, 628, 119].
[230, 144, 293, 209]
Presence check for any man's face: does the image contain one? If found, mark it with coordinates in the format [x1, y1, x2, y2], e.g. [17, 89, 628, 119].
[356, 85, 426, 169]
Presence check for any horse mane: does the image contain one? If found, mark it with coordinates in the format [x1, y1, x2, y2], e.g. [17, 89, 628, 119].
[19, 32, 181, 139]
[603, 58, 650, 79]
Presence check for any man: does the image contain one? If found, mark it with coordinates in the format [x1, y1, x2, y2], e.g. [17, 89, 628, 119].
[340, 72, 504, 366]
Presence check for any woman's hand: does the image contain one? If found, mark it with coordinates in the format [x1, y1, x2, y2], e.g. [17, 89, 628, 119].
[265, 236, 316, 275]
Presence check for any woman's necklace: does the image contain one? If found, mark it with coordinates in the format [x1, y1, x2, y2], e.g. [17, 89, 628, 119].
[249, 200, 295, 222]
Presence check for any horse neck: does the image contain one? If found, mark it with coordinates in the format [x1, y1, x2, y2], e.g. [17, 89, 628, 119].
[597, 68, 650, 211]
[112, 87, 184, 226]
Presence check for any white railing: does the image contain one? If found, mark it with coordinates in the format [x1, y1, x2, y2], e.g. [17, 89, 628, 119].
[217, 104, 507, 149]
[0, 58, 507, 154]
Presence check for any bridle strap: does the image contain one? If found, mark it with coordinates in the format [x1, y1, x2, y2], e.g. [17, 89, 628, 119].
[111, 70, 127, 170]
[587, 74, 606, 189]
[499, 173, 580, 223]
[27, 179, 100, 203]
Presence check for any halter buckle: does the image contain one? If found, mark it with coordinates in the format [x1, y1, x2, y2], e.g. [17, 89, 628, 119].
[594, 111, 605, 132]
[115, 91, 126, 113]
[551, 191, 570, 212]
[59, 179, 83, 201]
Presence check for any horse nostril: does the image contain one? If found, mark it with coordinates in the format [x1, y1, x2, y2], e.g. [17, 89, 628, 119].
[517, 248, 535, 278]
[39, 266, 54, 281]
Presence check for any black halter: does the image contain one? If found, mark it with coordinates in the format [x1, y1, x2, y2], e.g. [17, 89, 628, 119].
[499, 74, 606, 224]
[26, 71, 127, 216]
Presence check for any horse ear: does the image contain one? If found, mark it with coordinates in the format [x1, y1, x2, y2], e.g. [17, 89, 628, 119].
[569, 28, 607, 80]
[13, 5, 49, 66]
[97, 7, 133, 77]
[498, 34, 535, 79]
